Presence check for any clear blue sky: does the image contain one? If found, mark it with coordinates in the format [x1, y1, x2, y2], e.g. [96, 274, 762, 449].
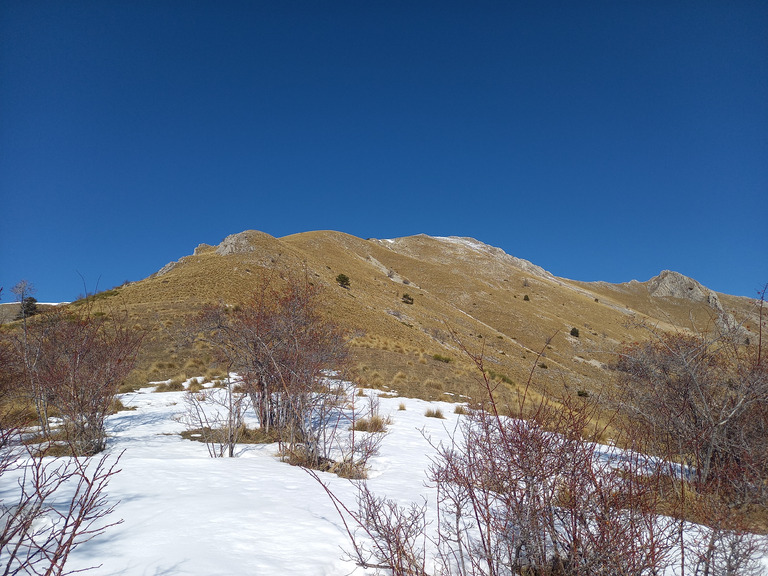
[1, 1, 766, 302]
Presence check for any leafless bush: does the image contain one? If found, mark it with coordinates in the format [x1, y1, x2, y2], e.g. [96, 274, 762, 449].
[2, 282, 51, 437]
[425, 355, 678, 576]
[32, 307, 143, 456]
[615, 327, 768, 504]
[313, 336, 689, 576]
[355, 485, 429, 576]
[182, 376, 251, 458]
[352, 395, 391, 433]
[307, 470, 429, 575]
[1, 304, 143, 456]
[0, 425, 122, 575]
[187, 275, 351, 468]
[685, 518, 768, 576]
[610, 290, 768, 575]
[613, 289, 768, 571]
[332, 391, 389, 478]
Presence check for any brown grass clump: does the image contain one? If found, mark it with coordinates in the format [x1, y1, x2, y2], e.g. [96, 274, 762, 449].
[425, 407, 445, 419]
[110, 397, 136, 413]
[153, 377, 185, 393]
[425, 378, 444, 392]
[187, 379, 204, 393]
[352, 414, 391, 433]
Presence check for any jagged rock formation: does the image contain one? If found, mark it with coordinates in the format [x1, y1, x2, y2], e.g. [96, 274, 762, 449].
[215, 231, 275, 256]
[647, 270, 711, 301]
[646, 270, 745, 336]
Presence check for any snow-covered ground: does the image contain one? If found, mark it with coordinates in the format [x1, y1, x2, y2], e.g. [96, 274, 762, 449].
[9, 380, 765, 576]
[62, 384, 459, 575]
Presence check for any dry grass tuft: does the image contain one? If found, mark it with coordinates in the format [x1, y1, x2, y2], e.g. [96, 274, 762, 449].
[153, 377, 185, 392]
[352, 414, 391, 433]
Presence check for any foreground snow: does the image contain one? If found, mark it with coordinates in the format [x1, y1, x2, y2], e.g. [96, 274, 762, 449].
[50, 383, 767, 575]
[63, 385, 458, 575]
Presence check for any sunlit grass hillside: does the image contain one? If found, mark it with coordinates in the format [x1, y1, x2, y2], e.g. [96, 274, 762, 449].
[10, 230, 761, 410]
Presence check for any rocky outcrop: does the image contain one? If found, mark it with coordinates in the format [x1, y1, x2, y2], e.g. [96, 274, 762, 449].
[215, 230, 275, 256]
[647, 270, 746, 336]
[647, 270, 711, 302]
[154, 260, 178, 277]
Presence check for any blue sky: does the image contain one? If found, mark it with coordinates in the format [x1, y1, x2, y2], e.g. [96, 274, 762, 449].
[1, 1, 766, 302]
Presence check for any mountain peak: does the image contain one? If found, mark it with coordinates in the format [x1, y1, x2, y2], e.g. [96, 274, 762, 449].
[215, 230, 277, 256]
[647, 270, 712, 302]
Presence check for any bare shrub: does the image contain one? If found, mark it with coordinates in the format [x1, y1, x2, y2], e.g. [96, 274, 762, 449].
[1, 303, 143, 456]
[188, 275, 350, 467]
[615, 327, 768, 503]
[425, 361, 677, 576]
[353, 415, 390, 433]
[352, 395, 390, 433]
[0, 424, 122, 575]
[685, 504, 768, 576]
[33, 308, 143, 456]
[611, 291, 768, 575]
[694, 529, 768, 576]
[0, 297, 129, 573]
[308, 470, 429, 575]
[182, 376, 251, 458]
[3, 281, 51, 437]
[314, 336, 687, 576]
[328, 390, 389, 479]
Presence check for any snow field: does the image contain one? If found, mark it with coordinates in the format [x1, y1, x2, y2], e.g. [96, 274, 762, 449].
[13, 378, 766, 575]
[64, 384, 461, 575]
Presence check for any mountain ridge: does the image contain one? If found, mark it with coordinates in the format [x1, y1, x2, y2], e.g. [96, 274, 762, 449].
[11, 230, 759, 405]
[153, 230, 751, 305]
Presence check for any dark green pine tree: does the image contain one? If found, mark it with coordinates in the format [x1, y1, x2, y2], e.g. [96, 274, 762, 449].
[16, 296, 38, 320]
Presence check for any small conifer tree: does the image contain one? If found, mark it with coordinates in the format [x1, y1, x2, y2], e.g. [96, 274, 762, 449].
[336, 274, 351, 289]
[18, 296, 38, 319]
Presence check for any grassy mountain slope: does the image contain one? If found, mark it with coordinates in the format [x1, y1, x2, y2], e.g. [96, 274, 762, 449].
[47, 230, 764, 406]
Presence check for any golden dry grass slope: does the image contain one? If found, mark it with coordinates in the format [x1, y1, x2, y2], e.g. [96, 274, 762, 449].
[66, 230, 764, 405]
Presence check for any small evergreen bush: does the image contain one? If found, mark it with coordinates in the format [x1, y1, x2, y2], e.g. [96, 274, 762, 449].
[336, 273, 351, 289]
